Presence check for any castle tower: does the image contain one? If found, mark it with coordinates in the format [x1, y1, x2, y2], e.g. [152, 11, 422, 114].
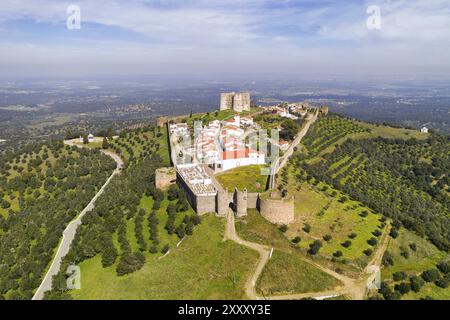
[233, 93, 251, 112]
[235, 188, 248, 217]
[220, 93, 234, 111]
[216, 188, 229, 217]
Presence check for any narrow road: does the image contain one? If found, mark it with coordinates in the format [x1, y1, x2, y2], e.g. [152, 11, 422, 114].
[269, 110, 318, 189]
[32, 142, 123, 300]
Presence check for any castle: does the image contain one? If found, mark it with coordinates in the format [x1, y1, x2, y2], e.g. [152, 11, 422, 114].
[220, 92, 251, 112]
[157, 163, 294, 225]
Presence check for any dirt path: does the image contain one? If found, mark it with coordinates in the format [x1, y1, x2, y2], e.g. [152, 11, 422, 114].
[225, 208, 391, 300]
[32, 141, 123, 300]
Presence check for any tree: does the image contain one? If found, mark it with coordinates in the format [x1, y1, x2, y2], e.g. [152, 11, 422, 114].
[102, 137, 109, 149]
[341, 240, 352, 248]
[435, 278, 449, 289]
[421, 269, 441, 282]
[308, 240, 322, 255]
[82, 134, 89, 145]
[436, 261, 450, 274]
[410, 275, 424, 293]
[367, 237, 378, 246]
[291, 236, 301, 244]
[394, 282, 411, 295]
[392, 271, 407, 282]
[389, 228, 399, 239]
[333, 250, 343, 258]
[382, 251, 395, 267]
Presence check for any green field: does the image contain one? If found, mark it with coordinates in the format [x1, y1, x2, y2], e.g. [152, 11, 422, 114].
[70, 215, 259, 299]
[257, 250, 342, 296]
[216, 165, 268, 193]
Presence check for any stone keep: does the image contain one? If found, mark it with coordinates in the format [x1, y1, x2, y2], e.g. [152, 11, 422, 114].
[220, 93, 234, 111]
[220, 92, 251, 112]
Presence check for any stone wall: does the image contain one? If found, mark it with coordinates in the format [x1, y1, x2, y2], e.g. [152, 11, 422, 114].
[155, 167, 176, 191]
[233, 92, 251, 112]
[235, 188, 248, 217]
[220, 93, 234, 111]
[259, 194, 294, 225]
[196, 194, 217, 215]
[247, 192, 259, 209]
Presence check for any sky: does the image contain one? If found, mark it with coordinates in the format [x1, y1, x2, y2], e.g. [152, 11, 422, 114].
[1, 0, 450, 79]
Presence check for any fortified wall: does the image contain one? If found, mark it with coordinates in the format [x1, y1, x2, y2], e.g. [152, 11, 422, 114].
[174, 164, 294, 225]
[259, 191, 295, 225]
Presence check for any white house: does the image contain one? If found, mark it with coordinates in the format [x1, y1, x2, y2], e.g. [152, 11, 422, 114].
[88, 134, 94, 143]
[421, 127, 429, 133]
[214, 148, 265, 171]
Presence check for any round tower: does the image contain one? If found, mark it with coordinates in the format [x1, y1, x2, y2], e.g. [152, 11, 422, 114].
[235, 188, 248, 217]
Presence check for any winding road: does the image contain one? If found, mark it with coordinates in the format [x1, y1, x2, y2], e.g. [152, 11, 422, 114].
[32, 142, 123, 300]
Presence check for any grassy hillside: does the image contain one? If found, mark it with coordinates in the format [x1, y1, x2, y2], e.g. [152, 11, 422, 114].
[257, 250, 341, 296]
[378, 228, 450, 300]
[70, 215, 259, 300]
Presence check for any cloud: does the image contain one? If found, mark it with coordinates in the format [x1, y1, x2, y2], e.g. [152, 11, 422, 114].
[0, 0, 449, 77]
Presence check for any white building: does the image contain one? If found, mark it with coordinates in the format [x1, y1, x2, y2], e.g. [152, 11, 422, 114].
[421, 127, 429, 133]
[214, 148, 265, 171]
[88, 134, 94, 143]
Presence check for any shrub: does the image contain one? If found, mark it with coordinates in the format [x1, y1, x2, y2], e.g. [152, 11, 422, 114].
[348, 232, 357, 239]
[323, 234, 332, 242]
[392, 271, 407, 282]
[116, 252, 145, 276]
[367, 237, 378, 246]
[303, 224, 311, 233]
[161, 244, 170, 254]
[382, 251, 394, 267]
[308, 240, 322, 255]
[291, 236, 301, 244]
[341, 240, 352, 248]
[279, 224, 288, 233]
[436, 261, 450, 274]
[363, 249, 373, 256]
[333, 250, 343, 258]
[435, 278, 449, 289]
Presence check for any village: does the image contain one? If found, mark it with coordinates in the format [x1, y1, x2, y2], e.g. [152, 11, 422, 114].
[156, 92, 320, 224]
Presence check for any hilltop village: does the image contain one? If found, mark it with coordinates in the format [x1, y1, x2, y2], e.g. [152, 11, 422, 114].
[156, 92, 321, 224]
